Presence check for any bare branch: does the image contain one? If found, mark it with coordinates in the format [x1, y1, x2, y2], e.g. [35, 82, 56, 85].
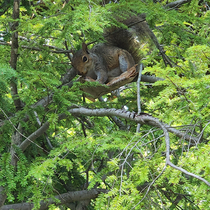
[168, 162, 210, 186]
[141, 75, 164, 83]
[67, 108, 198, 142]
[69, 108, 210, 187]
[19, 107, 198, 153]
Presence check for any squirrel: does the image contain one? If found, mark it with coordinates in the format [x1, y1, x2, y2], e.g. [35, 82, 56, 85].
[71, 14, 149, 84]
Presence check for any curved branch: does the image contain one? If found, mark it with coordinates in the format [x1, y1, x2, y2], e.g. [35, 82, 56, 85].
[20, 107, 199, 152]
[168, 162, 210, 186]
[1, 189, 107, 210]
[67, 108, 199, 142]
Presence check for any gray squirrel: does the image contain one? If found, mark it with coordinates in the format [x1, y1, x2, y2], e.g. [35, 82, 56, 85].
[71, 14, 167, 84]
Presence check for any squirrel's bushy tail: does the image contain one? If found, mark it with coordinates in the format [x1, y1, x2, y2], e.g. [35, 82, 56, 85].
[104, 14, 149, 64]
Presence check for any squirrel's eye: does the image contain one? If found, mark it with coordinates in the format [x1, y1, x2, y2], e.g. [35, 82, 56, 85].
[82, 56, 88, 62]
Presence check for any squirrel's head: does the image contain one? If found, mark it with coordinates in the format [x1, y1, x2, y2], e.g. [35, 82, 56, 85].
[71, 43, 93, 76]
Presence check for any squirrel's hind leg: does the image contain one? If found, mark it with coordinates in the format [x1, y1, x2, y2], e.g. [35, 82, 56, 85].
[119, 54, 129, 72]
[118, 51, 135, 73]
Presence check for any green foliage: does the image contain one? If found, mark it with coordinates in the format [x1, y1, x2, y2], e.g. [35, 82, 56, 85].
[0, 63, 17, 113]
[1, 0, 210, 209]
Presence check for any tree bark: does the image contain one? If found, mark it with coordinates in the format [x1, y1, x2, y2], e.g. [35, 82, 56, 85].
[0, 189, 107, 210]
[165, 0, 192, 9]
[10, 0, 22, 112]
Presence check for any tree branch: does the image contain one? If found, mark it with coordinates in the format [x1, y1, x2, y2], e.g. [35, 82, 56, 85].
[1, 189, 107, 210]
[9, 0, 22, 112]
[168, 162, 210, 186]
[19, 107, 199, 153]
[67, 108, 199, 142]
[165, 0, 192, 9]
[4, 109, 210, 209]
[19, 120, 50, 152]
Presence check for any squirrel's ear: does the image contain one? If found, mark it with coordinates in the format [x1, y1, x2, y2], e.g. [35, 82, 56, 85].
[82, 43, 89, 54]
